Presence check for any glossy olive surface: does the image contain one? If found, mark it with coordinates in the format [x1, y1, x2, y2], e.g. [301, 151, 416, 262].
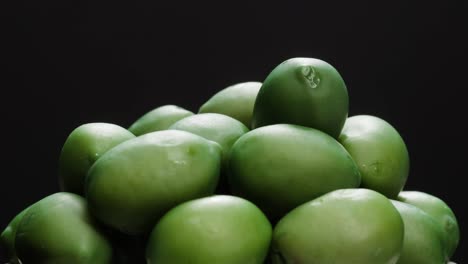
[228, 124, 361, 221]
[0, 207, 29, 263]
[271, 189, 404, 264]
[59, 122, 135, 195]
[128, 105, 194, 136]
[169, 113, 248, 166]
[146, 195, 272, 264]
[252, 57, 349, 138]
[85, 130, 222, 235]
[199, 81, 261, 128]
[339, 115, 410, 198]
[398, 191, 459, 258]
[14, 192, 113, 264]
[391, 200, 447, 264]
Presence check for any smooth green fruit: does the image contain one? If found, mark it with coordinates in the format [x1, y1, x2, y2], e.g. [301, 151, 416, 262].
[252, 57, 349, 138]
[15, 192, 113, 264]
[1, 207, 29, 264]
[199, 82, 262, 128]
[272, 189, 404, 264]
[398, 191, 459, 258]
[128, 105, 194, 136]
[146, 195, 272, 264]
[169, 113, 248, 194]
[85, 130, 222, 235]
[391, 200, 447, 264]
[228, 124, 361, 221]
[58, 122, 135, 195]
[339, 115, 410, 198]
[169, 113, 249, 166]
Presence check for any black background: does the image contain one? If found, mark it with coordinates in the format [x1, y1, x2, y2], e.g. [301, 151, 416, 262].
[1, 0, 467, 262]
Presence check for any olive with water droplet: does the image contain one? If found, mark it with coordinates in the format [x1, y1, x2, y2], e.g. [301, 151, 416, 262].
[85, 130, 222, 235]
[252, 57, 349, 138]
[339, 115, 410, 199]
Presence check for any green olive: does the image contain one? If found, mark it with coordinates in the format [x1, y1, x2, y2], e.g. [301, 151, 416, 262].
[252, 58, 349, 138]
[128, 105, 194, 136]
[398, 191, 459, 258]
[169, 113, 249, 193]
[391, 200, 447, 264]
[0, 207, 29, 264]
[85, 130, 222, 235]
[14, 192, 113, 264]
[169, 113, 249, 167]
[271, 189, 404, 264]
[228, 124, 361, 221]
[146, 195, 272, 264]
[199, 82, 261, 128]
[58, 122, 135, 195]
[339, 115, 410, 198]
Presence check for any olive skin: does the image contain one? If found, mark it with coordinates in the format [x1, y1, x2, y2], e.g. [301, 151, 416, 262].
[397, 191, 459, 258]
[169, 113, 249, 167]
[391, 200, 447, 264]
[146, 195, 272, 264]
[252, 58, 349, 138]
[228, 124, 361, 221]
[271, 189, 404, 264]
[58, 122, 135, 195]
[169, 113, 249, 193]
[85, 130, 222, 235]
[0, 207, 29, 264]
[339, 115, 410, 198]
[14, 192, 113, 264]
[128, 105, 194, 136]
[199, 82, 262, 128]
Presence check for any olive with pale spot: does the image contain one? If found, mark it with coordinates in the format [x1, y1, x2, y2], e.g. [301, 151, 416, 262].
[252, 57, 349, 139]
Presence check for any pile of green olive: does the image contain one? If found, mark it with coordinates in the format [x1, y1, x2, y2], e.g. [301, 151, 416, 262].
[1, 58, 459, 264]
